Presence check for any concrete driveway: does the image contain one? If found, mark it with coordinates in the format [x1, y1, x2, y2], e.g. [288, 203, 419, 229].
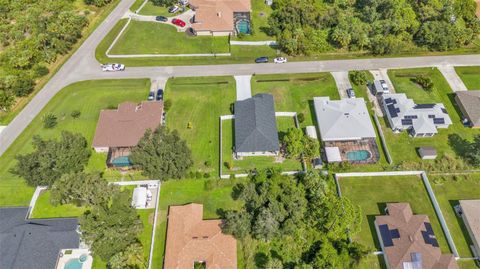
[129, 9, 194, 31]
[438, 65, 468, 92]
[234, 75, 252, 101]
[370, 69, 395, 93]
[331, 71, 352, 99]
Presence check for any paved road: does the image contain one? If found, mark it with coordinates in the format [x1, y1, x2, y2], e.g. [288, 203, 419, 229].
[2, 0, 480, 157]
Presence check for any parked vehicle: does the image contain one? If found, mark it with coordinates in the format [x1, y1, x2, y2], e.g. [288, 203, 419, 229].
[346, 88, 355, 98]
[148, 91, 155, 101]
[168, 5, 179, 13]
[255, 57, 269, 63]
[274, 57, 287, 63]
[171, 18, 186, 27]
[101, 63, 125, 72]
[156, 89, 164, 101]
[379, 79, 389, 93]
[155, 16, 168, 22]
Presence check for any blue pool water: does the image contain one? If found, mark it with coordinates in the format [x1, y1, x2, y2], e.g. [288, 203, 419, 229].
[346, 150, 371, 161]
[236, 20, 250, 34]
[64, 259, 82, 269]
[111, 156, 132, 167]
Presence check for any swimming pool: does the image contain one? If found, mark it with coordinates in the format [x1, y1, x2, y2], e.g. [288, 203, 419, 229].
[236, 20, 250, 34]
[64, 259, 82, 269]
[346, 150, 371, 161]
[111, 156, 132, 167]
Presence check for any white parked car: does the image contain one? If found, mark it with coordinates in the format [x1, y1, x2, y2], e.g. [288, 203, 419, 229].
[168, 5, 180, 13]
[274, 57, 287, 64]
[101, 63, 125, 72]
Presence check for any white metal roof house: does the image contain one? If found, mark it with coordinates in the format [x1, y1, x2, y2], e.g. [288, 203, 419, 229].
[313, 97, 380, 164]
[381, 93, 452, 137]
[131, 187, 148, 209]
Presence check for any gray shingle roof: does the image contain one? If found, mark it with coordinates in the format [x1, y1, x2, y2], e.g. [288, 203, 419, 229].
[455, 91, 480, 127]
[234, 94, 279, 153]
[0, 207, 80, 269]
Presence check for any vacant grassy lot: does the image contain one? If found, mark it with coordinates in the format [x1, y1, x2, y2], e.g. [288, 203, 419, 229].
[0, 79, 150, 206]
[109, 21, 229, 55]
[384, 68, 477, 164]
[455, 66, 480, 90]
[137, 1, 172, 16]
[430, 175, 480, 261]
[151, 178, 244, 269]
[221, 117, 303, 175]
[339, 176, 450, 254]
[165, 76, 236, 175]
[251, 73, 340, 128]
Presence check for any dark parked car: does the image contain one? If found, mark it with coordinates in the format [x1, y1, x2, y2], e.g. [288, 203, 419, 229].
[346, 88, 355, 98]
[148, 91, 155, 101]
[255, 57, 268, 63]
[156, 89, 164, 101]
[155, 16, 168, 22]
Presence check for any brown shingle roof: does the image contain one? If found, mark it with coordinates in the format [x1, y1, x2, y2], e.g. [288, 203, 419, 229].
[190, 0, 251, 32]
[375, 203, 458, 269]
[164, 204, 237, 269]
[92, 101, 163, 148]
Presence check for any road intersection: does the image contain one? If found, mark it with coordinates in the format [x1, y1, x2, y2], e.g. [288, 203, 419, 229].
[1, 0, 480, 156]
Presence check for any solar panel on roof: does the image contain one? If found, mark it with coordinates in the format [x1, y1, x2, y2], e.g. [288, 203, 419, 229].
[390, 228, 400, 239]
[441, 108, 448, 114]
[385, 98, 393, 104]
[401, 119, 413, 125]
[424, 222, 434, 233]
[422, 222, 440, 247]
[387, 104, 398, 118]
[428, 115, 435, 118]
[414, 104, 435, 109]
[379, 224, 394, 247]
[405, 115, 418, 119]
[433, 118, 445, 124]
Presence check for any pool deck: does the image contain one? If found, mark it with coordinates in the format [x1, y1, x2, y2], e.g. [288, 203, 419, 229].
[55, 249, 93, 269]
[324, 138, 380, 164]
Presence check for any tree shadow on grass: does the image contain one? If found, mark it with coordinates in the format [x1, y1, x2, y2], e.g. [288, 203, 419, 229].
[447, 134, 470, 159]
[446, 92, 465, 124]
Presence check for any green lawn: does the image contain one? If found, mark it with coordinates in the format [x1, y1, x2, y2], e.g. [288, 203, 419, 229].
[339, 176, 451, 254]
[221, 117, 303, 175]
[165, 76, 236, 175]
[232, 0, 273, 41]
[430, 175, 480, 261]
[251, 73, 340, 128]
[0, 79, 150, 206]
[455, 66, 480, 90]
[384, 68, 477, 165]
[109, 21, 229, 55]
[137, 1, 172, 16]
[30, 191, 86, 218]
[151, 178, 244, 269]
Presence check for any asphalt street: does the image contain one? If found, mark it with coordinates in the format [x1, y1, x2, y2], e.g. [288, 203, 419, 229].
[1, 0, 480, 156]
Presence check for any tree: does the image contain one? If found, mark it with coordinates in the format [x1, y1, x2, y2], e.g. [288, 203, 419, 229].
[163, 99, 172, 112]
[151, 0, 176, 7]
[349, 71, 368, 86]
[42, 113, 57, 128]
[303, 137, 320, 161]
[130, 126, 193, 181]
[282, 128, 304, 158]
[108, 243, 145, 269]
[71, 110, 81, 118]
[50, 172, 114, 207]
[412, 75, 434, 92]
[12, 132, 91, 186]
[0, 90, 15, 111]
[80, 190, 143, 261]
[84, 0, 113, 7]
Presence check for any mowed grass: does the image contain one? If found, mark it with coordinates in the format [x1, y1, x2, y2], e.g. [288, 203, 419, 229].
[165, 76, 236, 175]
[109, 21, 229, 55]
[151, 178, 244, 269]
[137, 1, 172, 16]
[221, 117, 303, 175]
[0, 79, 150, 206]
[430, 175, 480, 260]
[251, 73, 340, 128]
[384, 68, 478, 164]
[339, 176, 450, 254]
[455, 66, 480, 90]
[30, 191, 86, 218]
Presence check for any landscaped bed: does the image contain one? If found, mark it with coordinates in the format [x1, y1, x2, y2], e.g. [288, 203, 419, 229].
[165, 76, 236, 175]
[455, 66, 480, 90]
[109, 21, 229, 55]
[221, 116, 303, 175]
[383, 68, 478, 165]
[0, 79, 150, 207]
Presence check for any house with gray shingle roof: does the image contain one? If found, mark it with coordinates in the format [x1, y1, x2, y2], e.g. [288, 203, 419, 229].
[0, 207, 80, 269]
[234, 94, 279, 157]
[455, 90, 480, 128]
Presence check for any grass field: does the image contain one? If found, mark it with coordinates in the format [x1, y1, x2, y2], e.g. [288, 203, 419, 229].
[221, 116, 303, 175]
[339, 176, 450, 253]
[384, 68, 477, 164]
[137, 1, 171, 16]
[0, 79, 150, 206]
[109, 21, 229, 55]
[430, 175, 480, 261]
[455, 66, 480, 90]
[251, 73, 340, 128]
[165, 76, 236, 175]
[151, 178, 244, 269]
